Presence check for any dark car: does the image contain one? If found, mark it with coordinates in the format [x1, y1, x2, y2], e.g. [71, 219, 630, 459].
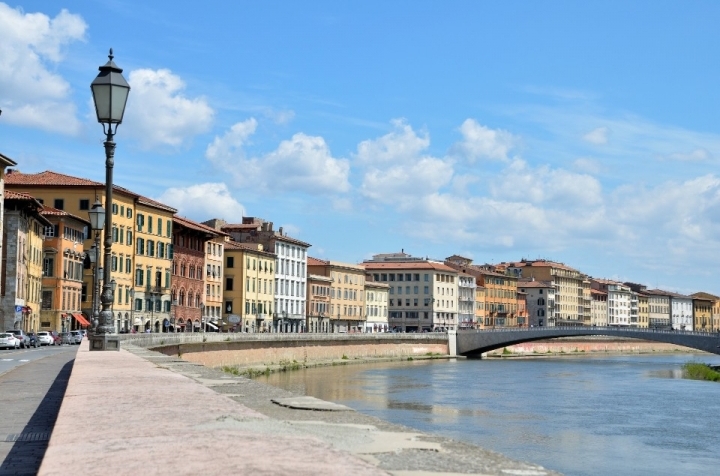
[25, 333, 38, 348]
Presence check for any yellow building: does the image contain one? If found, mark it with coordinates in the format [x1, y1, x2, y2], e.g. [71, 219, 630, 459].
[690, 292, 717, 332]
[475, 284, 486, 328]
[2, 191, 48, 333]
[309, 257, 367, 333]
[222, 241, 275, 332]
[5, 170, 176, 333]
[307, 274, 332, 332]
[637, 292, 649, 328]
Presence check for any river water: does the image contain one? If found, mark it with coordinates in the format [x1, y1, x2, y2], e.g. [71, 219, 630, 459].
[261, 353, 720, 476]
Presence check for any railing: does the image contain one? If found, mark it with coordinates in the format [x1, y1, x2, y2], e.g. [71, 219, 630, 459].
[458, 325, 720, 338]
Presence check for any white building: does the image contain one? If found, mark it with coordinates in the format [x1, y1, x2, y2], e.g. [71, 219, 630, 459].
[458, 273, 476, 329]
[668, 292, 693, 331]
[364, 281, 389, 332]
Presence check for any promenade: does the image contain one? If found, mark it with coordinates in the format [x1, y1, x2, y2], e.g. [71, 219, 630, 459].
[35, 340, 558, 476]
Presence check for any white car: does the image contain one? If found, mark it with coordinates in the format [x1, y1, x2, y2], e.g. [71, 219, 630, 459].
[36, 331, 54, 346]
[0, 333, 20, 349]
[70, 330, 83, 344]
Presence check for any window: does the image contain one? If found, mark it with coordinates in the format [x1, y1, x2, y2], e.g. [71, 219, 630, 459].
[226, 278, 233, 291]
[166, 220, 171, 237]
[148, 240, 155, 257]
[43, 257, 54, 277]
[54, 199, 64, 210]
[79, 199, 90, 210]
[112, 203, 118, 214]
[41, 291, 52, 310]
[127, 208, 133, 218]
[227, 256, 234, 268]
[135, 298, 143, 311]
[137, 213, 144, 231]
[148, 216, 153, 234]
[127, 230, 132, 244]
[135, 269, 144, 286]
[125, 258, 131, 273]
[136, 238, 144, 255]
[157, 218, 162, 235]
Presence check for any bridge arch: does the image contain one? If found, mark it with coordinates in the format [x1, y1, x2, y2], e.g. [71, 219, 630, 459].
[457, 327, 720, 357]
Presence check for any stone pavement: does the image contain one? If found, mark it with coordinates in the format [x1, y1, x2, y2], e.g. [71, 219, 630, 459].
[0, 347, 77, 476]
[39, 342, 560, 475]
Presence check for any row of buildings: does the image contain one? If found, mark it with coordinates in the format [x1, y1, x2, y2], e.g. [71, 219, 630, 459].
[0, 158, 718, 335]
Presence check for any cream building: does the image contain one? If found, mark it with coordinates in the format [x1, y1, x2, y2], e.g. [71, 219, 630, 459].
[308, 257, 366, 333]
[364, 281, 389, 333]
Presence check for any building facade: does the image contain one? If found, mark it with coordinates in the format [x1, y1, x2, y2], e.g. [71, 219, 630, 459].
[518, 278, 556, 327]
[690, 292, 719, 332]
[668, 292, 693, 331]
[40, 207, 90, 333]
[646, 289, 671, 329]
[208, 218, 310, 332]
[222, 241, 275, 333]
[171, 216, 222, 332]
[364, 281, 389, 333]
[363, 255, 459, 332]
[308, 257, 367, 332]
[307, 274, 332, 332]
[5, 170, 177, 334]
[458, 273, 476, 329]
[1, 191, 48, 333]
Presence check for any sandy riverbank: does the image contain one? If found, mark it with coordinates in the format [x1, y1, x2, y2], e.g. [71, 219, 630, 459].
[485, 337, 701, 358]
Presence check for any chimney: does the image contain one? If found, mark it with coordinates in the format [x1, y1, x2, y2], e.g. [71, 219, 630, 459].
[279, 226, 283, 236]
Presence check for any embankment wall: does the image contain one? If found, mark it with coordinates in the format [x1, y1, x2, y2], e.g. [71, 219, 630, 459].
[487, 338, 699, 356]
[152, 336, 448, 368]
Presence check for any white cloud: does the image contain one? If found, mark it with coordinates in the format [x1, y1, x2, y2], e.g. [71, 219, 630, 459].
[355, 119, 430, 165]
[582, 126, 609, 145]
[662, 148, 712, 162]
[123, 68, 214, 149]
[157, 182, 245, 222]
[206, 122, 350, 194]
[0, 4, 86, 133]
[572, 158, 601, 174]
[449, 119, 515, 162]
[361, 158, 454, 207]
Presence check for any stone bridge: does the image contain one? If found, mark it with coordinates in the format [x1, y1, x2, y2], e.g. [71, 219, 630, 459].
[457, 327, 720, 357]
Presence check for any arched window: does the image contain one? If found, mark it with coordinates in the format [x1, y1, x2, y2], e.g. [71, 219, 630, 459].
[179, 290, 186, 306]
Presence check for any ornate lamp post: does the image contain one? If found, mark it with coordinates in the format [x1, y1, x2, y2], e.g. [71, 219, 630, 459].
[89, 48, 130, 351]
[87, 199, 105, 331]
[200, 303, 206, 334]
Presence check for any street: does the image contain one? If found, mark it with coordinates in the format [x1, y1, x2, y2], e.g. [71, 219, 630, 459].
[0, 345, 77, 476]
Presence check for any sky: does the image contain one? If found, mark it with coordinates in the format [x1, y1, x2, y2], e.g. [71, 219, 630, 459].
[2, 1, 720, 295]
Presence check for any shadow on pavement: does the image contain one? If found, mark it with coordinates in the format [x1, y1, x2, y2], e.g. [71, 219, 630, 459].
[0, 359, 74, 476]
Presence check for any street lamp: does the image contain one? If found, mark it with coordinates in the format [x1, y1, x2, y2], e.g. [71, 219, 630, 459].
[90, 48, 130, 351]
[110, 278, 117, 332]
[87, 198, 104, 331]
[200, 303, 205, 334]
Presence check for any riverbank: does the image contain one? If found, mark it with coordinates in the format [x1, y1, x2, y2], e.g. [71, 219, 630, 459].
[485, 337, 700, 358]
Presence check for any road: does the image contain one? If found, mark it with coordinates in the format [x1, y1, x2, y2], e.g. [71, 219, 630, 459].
[0, 344, 78, 476]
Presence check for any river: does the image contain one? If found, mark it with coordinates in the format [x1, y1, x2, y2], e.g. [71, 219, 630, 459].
[261, 353, 720, 476]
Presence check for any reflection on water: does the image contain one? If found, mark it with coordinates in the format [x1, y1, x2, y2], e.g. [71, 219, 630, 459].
[262, 354, 720, 476]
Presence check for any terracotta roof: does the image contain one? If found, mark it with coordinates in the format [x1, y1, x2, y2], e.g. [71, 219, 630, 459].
[361, 261, 458, 273]
[5, 170, 177, 214]
[591, 278, 619, 285]
[508, 259, 581, 273]
[647, 289, 690, 299]
[40, 206, 90, 225]
[173, 216, 226, 237]
[590, 289, 607, 296]
[4, 190, 37, 201]
[307, 257, 330, 266]
[690, 291, 720, 301]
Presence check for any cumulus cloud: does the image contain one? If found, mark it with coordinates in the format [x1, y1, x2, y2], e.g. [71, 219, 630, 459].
[123, 68, 214, 149]
[0, 4, 86, 133]
[355, 119, 430, 165]
[206, 121, 350, 194]
[583, 126, 609, 145]
[361, 158, 454, 207]
[662, 148, 712, 162]
[157, 182, 245, 222]
[449, 119, 515, 162]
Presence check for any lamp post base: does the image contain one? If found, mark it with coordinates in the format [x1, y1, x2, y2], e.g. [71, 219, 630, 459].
[90, 334, 120, 351]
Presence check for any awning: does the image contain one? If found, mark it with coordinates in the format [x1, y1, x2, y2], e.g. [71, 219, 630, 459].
[205, 322, 218, 330]
[72, 313, 91, 327]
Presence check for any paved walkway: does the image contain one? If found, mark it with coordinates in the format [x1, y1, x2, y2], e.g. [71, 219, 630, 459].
[0, 347, 77, 476]
[39, 342, 559, 475]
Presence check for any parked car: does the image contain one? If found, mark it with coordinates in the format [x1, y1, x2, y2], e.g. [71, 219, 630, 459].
[36, 331, 54, 346]
[70, 330, 83, 344]
[5, 329, 28, 348]
[0, 332, 20, 350]
[25, 333, 38, 348]
[51, 331, 62, 345]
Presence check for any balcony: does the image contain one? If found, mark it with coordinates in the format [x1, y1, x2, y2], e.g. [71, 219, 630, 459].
[146, 286, 166, 295]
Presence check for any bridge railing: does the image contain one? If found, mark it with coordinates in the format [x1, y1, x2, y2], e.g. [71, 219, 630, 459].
[458, 326, 720, 338]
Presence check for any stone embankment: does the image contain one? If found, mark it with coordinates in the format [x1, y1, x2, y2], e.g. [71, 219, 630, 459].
[124, 333, 451, 374]
[486, 337, 700, 357]
[39, 340, 561, 476]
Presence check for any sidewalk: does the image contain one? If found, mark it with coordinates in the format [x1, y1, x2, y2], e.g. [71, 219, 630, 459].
[39, 342, 559, 475]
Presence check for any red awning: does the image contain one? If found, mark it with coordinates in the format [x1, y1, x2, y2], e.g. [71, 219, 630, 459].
[72, 313, 91, 327]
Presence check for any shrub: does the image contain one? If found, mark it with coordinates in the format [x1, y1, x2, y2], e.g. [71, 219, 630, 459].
[683, 362, 720, 382]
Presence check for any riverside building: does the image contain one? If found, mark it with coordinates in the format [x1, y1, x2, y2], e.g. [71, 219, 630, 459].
[5, 170, 177, 333]
[363, 252, 459, 332]
[518, 278, 556, 327]
[307, 257, 367, 333]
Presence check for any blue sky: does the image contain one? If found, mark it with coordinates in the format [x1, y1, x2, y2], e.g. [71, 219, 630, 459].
[2, 1, 720, 294]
